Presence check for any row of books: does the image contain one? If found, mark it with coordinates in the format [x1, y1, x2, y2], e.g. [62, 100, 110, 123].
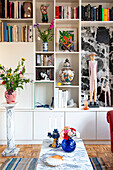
[55, 88, 68, 108]
[0, 0, 33, 19]
[0, 22, 33, 42]
[55, 6, 79, 19]
[36, 54, 54, 66]
[82, 5, 113, 21]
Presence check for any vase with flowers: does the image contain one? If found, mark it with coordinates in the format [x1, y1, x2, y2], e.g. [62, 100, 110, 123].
[60, 126, 77, 152]
[0, 58, 30, 104]
[34, 20, 54, 52]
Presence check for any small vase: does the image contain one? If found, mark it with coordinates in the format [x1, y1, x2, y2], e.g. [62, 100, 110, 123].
[5, 90, 16, 104]
[43, 42, 48, 52]
[62, 138, 76, 152]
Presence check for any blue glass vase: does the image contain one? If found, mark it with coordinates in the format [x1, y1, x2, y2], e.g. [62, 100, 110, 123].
[62, 138, 76, 152]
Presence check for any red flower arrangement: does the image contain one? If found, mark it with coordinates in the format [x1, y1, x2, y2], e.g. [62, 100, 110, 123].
[60, 126, 76, 140]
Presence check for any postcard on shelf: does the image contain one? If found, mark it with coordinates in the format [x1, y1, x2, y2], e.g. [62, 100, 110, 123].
[56, 28, 77, 52]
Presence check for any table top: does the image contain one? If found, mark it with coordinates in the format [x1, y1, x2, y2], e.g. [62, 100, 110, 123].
[37, 139, 93, 170]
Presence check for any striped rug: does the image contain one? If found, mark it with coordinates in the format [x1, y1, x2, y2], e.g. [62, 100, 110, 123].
[0, 158, 38, 170]
[90, 157, 107, 170]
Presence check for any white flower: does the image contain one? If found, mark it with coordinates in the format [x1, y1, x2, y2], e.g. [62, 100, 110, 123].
[76, 131, 80, 138]
[37, 36, 41, 41]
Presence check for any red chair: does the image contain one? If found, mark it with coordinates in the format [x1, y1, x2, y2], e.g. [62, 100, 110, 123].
[107, 110, 113, 152]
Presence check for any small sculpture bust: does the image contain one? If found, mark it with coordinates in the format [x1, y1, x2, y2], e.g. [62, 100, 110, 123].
[48, 129, 61, 148]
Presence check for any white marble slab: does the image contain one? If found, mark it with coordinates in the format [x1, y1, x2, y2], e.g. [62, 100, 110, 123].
[37, 139, 93, 170]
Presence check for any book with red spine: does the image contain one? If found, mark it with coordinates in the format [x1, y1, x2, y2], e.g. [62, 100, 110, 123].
[55, 6, 59, 19]
[76, 7, 78, 19]
[10, 2, 12, 18]
[107, 8, 109, 21]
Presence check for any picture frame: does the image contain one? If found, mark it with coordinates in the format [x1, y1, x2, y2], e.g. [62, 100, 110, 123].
[56, 28, 78, 52]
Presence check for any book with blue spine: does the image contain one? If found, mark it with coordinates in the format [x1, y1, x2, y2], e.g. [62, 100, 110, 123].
[94, 6, 96, 21]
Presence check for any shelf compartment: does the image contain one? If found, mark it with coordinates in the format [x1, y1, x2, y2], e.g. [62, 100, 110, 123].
[34, 82, 54, 109]
[55, 53, 79, 87]
[35, 67, 54, 81]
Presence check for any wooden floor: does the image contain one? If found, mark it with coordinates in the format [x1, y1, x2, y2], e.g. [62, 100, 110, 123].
[0, 144, 113, 169]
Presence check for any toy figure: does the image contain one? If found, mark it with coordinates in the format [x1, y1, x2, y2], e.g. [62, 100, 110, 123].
[101, 77, 111, 107]
[40, 4, 49, 23]
[89, 53, 99, 107]
[84, 95, 89, 110]
[48, 129, 61, 148]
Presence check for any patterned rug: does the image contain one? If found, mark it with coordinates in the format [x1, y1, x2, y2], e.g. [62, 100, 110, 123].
[90, 157, 107, 170]
[0, 157, 107, 170]
[0, 158, 38, 170]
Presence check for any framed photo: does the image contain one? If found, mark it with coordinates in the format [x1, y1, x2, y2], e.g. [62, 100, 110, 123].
[56, 28, 78, 52]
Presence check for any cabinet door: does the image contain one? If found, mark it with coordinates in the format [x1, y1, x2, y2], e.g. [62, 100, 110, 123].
[97, 112, 110, 140]
[14, 112, 32, 140]
[65, 112, 96, 140]
[34, 112, 64, 140]
[0, 111, 6, 140]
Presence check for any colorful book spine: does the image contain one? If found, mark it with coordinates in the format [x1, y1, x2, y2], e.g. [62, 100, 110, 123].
[8, 25, 12, 42]
[107, 8, 109, 21]
[6, 25, 8, 42]
[102, 8, 104, 21]
[67, 6, 71, 19]
[59, 6, 62, 19]
[94, 6, 96, 21]
[104, 9, 108, 21]
[61, 6, 63, 19]
[5, 0, 7, 18]
[55, 6, 59, 19]
[74, 7, 76, 19]
[19, 2, 21, 18]
[64, 6, 67, 19]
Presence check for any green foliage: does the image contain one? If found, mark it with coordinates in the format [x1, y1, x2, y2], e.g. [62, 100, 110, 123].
[0, 58, 30, 91]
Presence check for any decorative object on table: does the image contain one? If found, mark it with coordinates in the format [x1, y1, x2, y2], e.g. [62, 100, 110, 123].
[60, 126, 78, 152]
[59, 58, 75, 85]
[57, 28, 77, 52]
[89, 53, 99, 108]
[35, 102, 52, 110]
[40, 4, 49, 23]
[84, 95, 89, 110]
[57, 82, 61, 86]
[34, 21, 54, 52]
[101, 77, 111, 107]
[48, 129, 61, 148]
[1, 103, 20, 156]
[23, 2, 32, 18]
[0, 58, 30, 104]
[44, 55, 48, 66]
[0, 158, 38, 169]
[46, 155, 63, 167]
[40, 71, 50, 80]
[67, 98, 77, 108]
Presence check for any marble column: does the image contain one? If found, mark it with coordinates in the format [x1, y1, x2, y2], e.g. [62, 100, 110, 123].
[1, 103, 20, 157]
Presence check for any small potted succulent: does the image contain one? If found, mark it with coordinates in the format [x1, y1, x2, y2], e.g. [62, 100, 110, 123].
[0, 58, 30, 104]
[34, 20, 54, 52]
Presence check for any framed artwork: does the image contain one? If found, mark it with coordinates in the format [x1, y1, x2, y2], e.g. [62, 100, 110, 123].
[56, 28, 77, 52]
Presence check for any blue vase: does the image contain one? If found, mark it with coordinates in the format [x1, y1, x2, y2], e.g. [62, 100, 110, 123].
[62, 138, 76, 152]
[43, 42, 48, 52]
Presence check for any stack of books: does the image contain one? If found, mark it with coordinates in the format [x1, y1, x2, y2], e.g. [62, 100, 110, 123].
[36, 54, 54, 66]
[55, 88, 68, 108]
[55, 6, 79, 19]
[0, 0, 33, 19]
[82, 5, 113, 21]
[0, 22, 33, 42]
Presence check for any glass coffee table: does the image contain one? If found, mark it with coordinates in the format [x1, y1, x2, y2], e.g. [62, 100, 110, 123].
[37, 139, 93, 170]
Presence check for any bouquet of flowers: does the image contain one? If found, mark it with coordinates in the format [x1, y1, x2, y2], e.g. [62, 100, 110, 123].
[0, 58, 30, 92]
[60, 126, 77, 140]
[34, 20, 54, 42]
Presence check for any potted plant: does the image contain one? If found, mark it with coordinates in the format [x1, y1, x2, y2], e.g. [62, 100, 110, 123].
[60, 126, 80, 152]
[34, 20, 54, 52]
[0, 58, 30, 104]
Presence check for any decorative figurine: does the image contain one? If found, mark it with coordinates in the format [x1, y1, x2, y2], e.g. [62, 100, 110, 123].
[40, 72, 50, 80]
[48, 129, 61, 148]
[59, 59, 75, 85]
[89, 53, 99, 108]
[101, 77, 111, 107]
[40, 4, 49, 23]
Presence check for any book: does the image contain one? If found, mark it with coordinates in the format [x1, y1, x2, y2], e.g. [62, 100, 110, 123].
[104, 9, 108, 21]
[19, 2, 21, 18]
[110, 8, 113, 21]
[84, 5, 88, 21]
[14, 2, 16, 19]
[81, 6, 85, 21]
[16, 1, 18, 19]
[74, 7, 76, 19]
[2, 0, 5, 18]
[64, 6, 67, 19]
[98, 5, 102, 21]
[87, 4, 91, 21]
[61, 6, 63, 19]
[59, 6, 62, 19]
[5, 0, 7, 18]
[8, 25, 12, 42]
[0, 21, 1, 42]
[58, 89, 62, 108]
[67, 6, 71, 19]
[102, 8, 104, 21]
[96, 8, 98, 21]
[36, 55, 41, 66]
[11, 2, 14, 18]
[91, 7, 94, 21]
[107, 8, 109, 21]
[6, 25, 8, 42]
[0, 0, 2, 18]
[55, 88, 59, 108]
[40, 55, 43, 66]
[29, 25, 33, 42]
[55, 6, 59, 19]
[94, 6, 96, 21]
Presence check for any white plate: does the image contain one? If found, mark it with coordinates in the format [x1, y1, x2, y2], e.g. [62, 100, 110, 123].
[45, 157, 63, 167]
